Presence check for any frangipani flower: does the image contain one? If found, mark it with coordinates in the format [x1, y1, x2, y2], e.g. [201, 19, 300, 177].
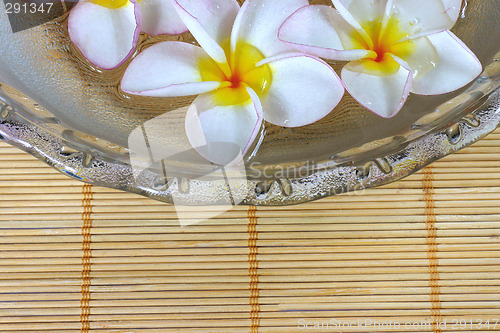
[279, 0, 482, 118]
[121, 0, 344, 165]
[68, 0, 187, 69]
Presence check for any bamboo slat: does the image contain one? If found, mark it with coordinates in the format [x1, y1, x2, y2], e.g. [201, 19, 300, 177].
[0, 127, 500, 332]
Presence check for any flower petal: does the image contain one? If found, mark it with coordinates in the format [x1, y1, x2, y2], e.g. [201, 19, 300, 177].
[394, 34, 438, 80]
[172, 0, 240, 63]
[390, 0, 457, 37]
[67, 0, 140, 70]
[139, 0, 188, 36]
[121, 41, 221, 97]
[442, 0, 462, 24]
[339, 0, 386, 23]
[411, 30, 482, 95]
[256, 53, 344, 127]
[185, 87, 263, 165]
[279, 5, 372, 61]
[341, 56, 413, 118]
[330, 0, 372, 46]
[231, 0, 308, 58]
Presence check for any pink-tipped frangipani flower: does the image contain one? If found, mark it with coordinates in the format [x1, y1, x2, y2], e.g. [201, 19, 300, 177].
[68, 0, 187, 69]
[121, 0, 345, 165]
[279, 0, 482, 118]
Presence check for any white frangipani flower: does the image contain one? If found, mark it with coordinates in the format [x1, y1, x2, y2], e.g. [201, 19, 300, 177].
[68, 0, 187, 69]
[121, 0, 345, 165]
[279, 0, 482, 118]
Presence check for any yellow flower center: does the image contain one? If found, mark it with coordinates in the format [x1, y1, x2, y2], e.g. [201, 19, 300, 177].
[90, 0, 131, 9]
[198, 40, 272, 106]
[349, 17, 415, 76]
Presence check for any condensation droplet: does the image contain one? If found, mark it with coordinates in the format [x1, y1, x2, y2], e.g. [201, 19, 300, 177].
[0, 105, 12, 120]
[278, 178, 293, 196]
[82, 153, 94, 168]
[374, 158, 393, 175]
[462, 114, 480, 128]
[476, 76, 490, 84]
[445, 124, 462, 145]
[178, 178, 190, 194]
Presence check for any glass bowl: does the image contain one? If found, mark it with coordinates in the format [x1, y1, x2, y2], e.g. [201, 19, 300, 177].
[0, 1, 499, 205]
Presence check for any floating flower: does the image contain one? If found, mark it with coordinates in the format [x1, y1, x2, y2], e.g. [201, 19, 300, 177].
[121, 0, 344, 164]
[279, 0, 482, 118]
[68, 0, 187, 69]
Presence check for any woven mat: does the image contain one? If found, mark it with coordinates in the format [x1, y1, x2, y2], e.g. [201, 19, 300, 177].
[1, 128, 500, 333]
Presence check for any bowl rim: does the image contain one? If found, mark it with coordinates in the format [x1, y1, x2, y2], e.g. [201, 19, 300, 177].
[0, 54, 499, 205]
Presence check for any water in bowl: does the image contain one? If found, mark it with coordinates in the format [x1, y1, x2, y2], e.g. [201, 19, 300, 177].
[0, 0, 499, 174]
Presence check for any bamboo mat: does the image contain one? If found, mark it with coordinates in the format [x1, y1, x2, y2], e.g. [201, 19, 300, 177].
[1, 128, 500, 333]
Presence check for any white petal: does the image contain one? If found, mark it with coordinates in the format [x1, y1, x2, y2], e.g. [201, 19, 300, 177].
[396, 35, 438, 80]
[411, 30, 482, 95]
[67, 0, 140, 70]
[279, 5, 372, 61]
[390, 0, 456, 37]
[342, 0, 386, 23]
[139, 0, 187, 36]
[121, 41, 221, 97]
[442, 0, 463, 24]
[185, 87, 263, 165]
[330, 0, 372, 46]
[257, 53, 344, 127]
[232, 0, 308, 57]
[341, 56, 413, 118]
[172, 0, 240, 63]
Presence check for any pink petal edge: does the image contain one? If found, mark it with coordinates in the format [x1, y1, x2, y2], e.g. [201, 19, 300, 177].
[342, 55, 413, 119]
[184, 86, 263, 165]
[410, 29, 482, 96]
[278, 5, 371, 61]
[68, 0, 142, 70]
[241, 87, 264, 160]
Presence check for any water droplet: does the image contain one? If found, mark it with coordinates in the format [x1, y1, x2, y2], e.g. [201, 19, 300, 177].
[60, 146, 79, 157]
[445, 124, 462, 145]
[476, 76, 490, 84]
[152, 176, 168, 190]
[278, 179, 293, 196]
[409, 18, 419, 26]
[178, 178, 190, 194]
[355, 163, 372, 180]
[0, 105, 12, 120]
[82, 153, 94, 168]
[374, 158, 393, 174]
[255, 180, 274, 197]
[462, 114, 480, 128]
